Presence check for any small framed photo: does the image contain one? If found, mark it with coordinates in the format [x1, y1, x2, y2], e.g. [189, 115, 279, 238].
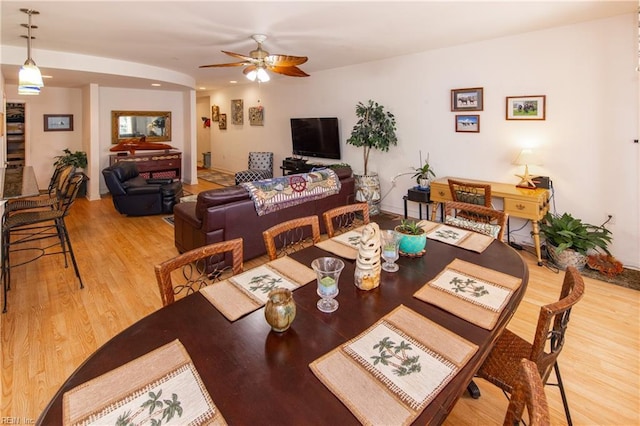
[249, 106, 264, 126]
[506, 95, 546, 120]
[44, 114, 74, 131]
[455, 115, 480, 133]
[451, 87, 483, 111]
[219, 113, 227, 130]
[211, 105, 220, 122]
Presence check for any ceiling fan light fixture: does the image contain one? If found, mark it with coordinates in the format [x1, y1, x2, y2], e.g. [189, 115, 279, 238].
[18, 85, 40, 95]
[246, 67, 270, 82]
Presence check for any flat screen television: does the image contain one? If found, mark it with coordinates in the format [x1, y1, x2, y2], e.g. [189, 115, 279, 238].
[290, 117, 341, 160]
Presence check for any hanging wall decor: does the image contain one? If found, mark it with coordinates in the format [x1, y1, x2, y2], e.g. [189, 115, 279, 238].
[219, 113, 227, 129]
[212, 105, 220, 122]
[249, 106, 264, 126]
[231, 99, 243, 125]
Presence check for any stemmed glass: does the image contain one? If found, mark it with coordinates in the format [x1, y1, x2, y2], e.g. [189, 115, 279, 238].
[311, 257, 345, 313]
[380, 229, 401, 272]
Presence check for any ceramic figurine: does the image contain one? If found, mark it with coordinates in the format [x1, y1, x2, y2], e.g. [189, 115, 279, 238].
[354, 222, 382, 290]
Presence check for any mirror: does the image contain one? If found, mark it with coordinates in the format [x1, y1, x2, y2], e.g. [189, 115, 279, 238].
[111, 110, 171, 144]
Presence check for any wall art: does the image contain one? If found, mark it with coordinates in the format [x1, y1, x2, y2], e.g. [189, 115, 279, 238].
[219, 113, 227, 130]
[506, 95, 546, 120]
[249, 106, 264, 126]
[211, 105, 220, 122]
[231, 99, 243, 125]
[451, 87, 483, 111]
[455, 115, 480, 133]
[44, 114, 74, 131]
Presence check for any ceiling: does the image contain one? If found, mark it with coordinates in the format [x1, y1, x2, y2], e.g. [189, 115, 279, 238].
[1, 1, 636, 92]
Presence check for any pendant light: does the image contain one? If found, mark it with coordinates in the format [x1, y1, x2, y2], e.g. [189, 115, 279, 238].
[18, 8, 43, 95]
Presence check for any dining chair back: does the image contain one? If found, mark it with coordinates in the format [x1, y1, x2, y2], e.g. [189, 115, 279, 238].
[322, 203, 370, 238]
[476, 266, 585, 425]
[448, 178, 492, 206]
[444, 201, 508, 240]
[503, 359, 551, 426]
[154, 238, 244, 306]
[262, 216, 321, 260]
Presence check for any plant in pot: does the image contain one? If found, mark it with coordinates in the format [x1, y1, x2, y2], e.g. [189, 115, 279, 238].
[412, 156, 435, 190]
[54, 148, 88, 196]
[394, 219, 427, 256]
[346, 100, 397, 215]
[539, 212, 612, 270]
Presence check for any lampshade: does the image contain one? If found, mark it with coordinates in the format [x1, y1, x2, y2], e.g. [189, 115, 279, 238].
[245, 67, 270, 82]
[18, 9, 44, 93]
[513, 148, 541, 167]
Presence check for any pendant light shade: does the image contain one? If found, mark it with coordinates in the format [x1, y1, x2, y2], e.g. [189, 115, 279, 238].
[18, 9, 43, 94]
[245, 66, 270, 82]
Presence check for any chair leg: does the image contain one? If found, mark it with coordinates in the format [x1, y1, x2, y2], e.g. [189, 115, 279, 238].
[59, 218, 84, 289]
[467, 380, 481, 399]
[553, 362, 573, 426]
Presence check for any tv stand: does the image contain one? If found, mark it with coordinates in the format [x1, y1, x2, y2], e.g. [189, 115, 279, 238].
[280, 159, 324, 175]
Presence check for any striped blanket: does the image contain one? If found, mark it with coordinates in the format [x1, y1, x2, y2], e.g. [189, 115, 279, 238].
[240, 169, 341, 216]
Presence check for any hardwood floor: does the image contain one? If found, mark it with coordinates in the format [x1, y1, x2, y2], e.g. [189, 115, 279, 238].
[1, 179, 638, 425]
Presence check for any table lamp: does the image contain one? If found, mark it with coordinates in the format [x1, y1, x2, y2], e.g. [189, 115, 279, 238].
[513, 148, 541, 188]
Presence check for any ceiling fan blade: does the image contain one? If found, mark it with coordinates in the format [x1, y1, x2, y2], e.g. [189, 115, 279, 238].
[199, 62, 249, 68]
[222, 50, 255, 62]
[265, 54, 308, 67]
[242, 65, 257, 75]
[267, 65, 310, 77]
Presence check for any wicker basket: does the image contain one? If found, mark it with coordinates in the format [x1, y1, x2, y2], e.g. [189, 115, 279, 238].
[546, 243, 587, 271]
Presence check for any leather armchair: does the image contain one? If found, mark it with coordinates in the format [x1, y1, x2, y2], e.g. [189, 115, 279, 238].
[102, 161, 183, 216]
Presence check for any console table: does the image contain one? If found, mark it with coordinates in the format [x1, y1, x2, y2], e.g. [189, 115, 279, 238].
[430, 176, 550, 265]
[280, 159, 325, 175]
[109, 151, 181, 180]
[403, 187, 431, 220]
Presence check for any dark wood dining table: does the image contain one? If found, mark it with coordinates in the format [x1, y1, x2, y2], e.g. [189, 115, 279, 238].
[38, 218, 528, 425]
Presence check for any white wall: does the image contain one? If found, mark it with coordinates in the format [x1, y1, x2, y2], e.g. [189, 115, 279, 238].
[204, 14, 639, 268]
[4, 85, 84, 188]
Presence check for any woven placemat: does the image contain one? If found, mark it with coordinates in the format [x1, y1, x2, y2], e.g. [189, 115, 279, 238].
[63, 339, 226, 425]
[315, 227, 363, 260]
[419, 221, 493, 253]
[201, 256, 315, 321]
[414, 258, 522, 330]
[310, 305, 477, 425]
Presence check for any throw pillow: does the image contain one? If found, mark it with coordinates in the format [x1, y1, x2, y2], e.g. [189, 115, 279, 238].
[445, 215, 501, 239]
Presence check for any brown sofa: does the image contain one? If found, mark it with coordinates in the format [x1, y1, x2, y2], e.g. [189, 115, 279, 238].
[173, 166, 355, 261]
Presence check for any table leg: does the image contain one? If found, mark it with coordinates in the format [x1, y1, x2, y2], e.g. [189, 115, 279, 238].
[532, 220, 543, 266]
[403, 196, 408, 219]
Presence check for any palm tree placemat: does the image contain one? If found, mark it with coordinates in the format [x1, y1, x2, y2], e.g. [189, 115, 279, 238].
[310, 305, 477, 425]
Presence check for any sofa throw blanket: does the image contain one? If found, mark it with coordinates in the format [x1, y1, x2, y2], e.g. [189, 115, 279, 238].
[241, 169, 342, 216]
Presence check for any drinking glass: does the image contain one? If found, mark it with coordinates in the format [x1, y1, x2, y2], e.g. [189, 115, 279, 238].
[380, 229, 401, 272]
[311, 257, 345, 313]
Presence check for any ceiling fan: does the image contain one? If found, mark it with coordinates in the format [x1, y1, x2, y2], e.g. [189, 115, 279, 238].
[199, 34, 309, 82]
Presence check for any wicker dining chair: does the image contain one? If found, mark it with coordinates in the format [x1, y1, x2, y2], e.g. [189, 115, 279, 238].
[503, 359, 551, 426]
[263, 216, 321, 261]
[444, 201, 508, 241]
[476, 266, 585, 426]
[448, 178, 492, 206]
[322, 203, 370, 238]
[154, 238, 243, 306]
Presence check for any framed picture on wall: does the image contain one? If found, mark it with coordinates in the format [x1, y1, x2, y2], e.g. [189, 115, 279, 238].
[219, 113, 227, 129]
[249, 106, 264, 126]
[506, 95, 546, 120]
[451, 87, 483, 111]
[211, 105, 220, 122]
[455, 115, 480, 132]
[44, 114, 74, 131]
[231, 99, 243, 125]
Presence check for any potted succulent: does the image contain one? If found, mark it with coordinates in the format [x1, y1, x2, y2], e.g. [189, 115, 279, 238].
[346, 100, 398, 215]
[394, 219, 427, 256]
[412, 155, 435, 190]
[539, 212, 612, 270]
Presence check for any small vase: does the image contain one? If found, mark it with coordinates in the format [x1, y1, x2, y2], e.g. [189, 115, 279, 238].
[265, 288, 296, 332]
